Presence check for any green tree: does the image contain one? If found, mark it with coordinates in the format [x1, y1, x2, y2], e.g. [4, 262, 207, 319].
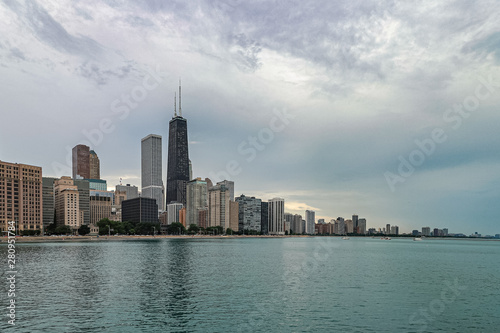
[45, 223, 56, 235]
[188, 224, 200, 234]
[55, 225, 72, 235]
[167, 222, 186, 235]
[78, 224, 90, 235]
[226, 228, 233, 235]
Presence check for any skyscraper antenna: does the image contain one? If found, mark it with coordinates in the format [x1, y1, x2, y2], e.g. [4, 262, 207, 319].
[179, 78, 182, 117]
[174, 91, 177, 117]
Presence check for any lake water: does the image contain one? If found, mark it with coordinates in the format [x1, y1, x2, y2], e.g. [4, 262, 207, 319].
[1, 237, 499, 332]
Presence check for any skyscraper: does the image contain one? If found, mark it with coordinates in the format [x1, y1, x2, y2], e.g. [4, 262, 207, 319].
[186, 178, 208, 226]
[268, 198, 284, 235]
[141, 134, 164, 211]
[305, 210, 315, 235]
[208, 181, 238, 231]
[166, 82, 190, 206]
[72, 144, 90, 179]
[89, 150, 100, 179]
[236, 194, 261, 233]
[352, 214, 359, 234]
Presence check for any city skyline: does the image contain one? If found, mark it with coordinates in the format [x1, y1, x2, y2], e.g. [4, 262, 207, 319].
[1, 1, 499, 234]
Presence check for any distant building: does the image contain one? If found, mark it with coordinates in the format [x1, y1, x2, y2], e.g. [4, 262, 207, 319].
[305, 210, 315, 235]
[443, 228, 449, 236]
[386, 224, 391, 235]
[167, 202, 183, 225]
[0, 160, 43, 234]
[89, 150, 100, 179]
[72, 144, 90, 179]
[433, 228, 439, 237]
[317, 218, 325, 224]
[391, 225, 399, 235]
[412, 230, 419, 236]
[236, 195, 262, 233]
[54, 177, 83, 231]
[208, 181, 238, 231]
[422, 227, 431, 236]
[198, 208, 208, 229]
[352, 215, 359, 233]
[42, 177, 56, 229]
[336, 218, 346, 235]
[229, 201, 239, 232]
[345, 219, 353, 233]
[268, 198, 285, 235]
[141, 134, 164, 211]
[261, 202, 269, 235]
[122, 197, 158, 224]
[87, 179, 107, 191]
[89, 190, 113, 224]
[73, 179, 90, 226]
[291, 214, 302, 234]
[186, 178, 208, 226]
[358, 218, 366, 235]
[166, 86, 190, 206]
[116, 184, 139, 201]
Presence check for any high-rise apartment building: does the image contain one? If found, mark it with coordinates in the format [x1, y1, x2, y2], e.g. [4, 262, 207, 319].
[305, 210, 315, 235]
[186, 178, 208, 226]
[167, 202, 183, 225]
[89, 150, 100, 179]
[208, 181, 238, 231]
[236, 194, 261, 233]
[166, 83, 190, 206]
[0, 161, 42, 234]
[141, 134, 164, 211]
[72, 144, 90, 179]
[54, 177, 83, 231]
[422, 227, 431, 236]
[268, 198, 284, 235]
[291, 214, 302, 234]
[386, 224, 391, 235]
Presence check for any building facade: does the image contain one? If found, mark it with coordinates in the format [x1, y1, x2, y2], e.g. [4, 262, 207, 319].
[0, 161, 42, 234]
[141, 134, 164, 211]
[122, 197, 158, 224]
[268, 198, 284, 235]
[167, 202, 183, 225]
[72, 144, 90, 179]
[186, 178, 208, 226]
[261, 202, 269, 235]
[166, 84, 190, 206]
[89, 150, 100, 179]
[54, 177, 83, 231]
[236, 194, 261, 233]
[42, 177, 56, 229]
[305, 210, 315, 235]
[208, 182, 238, 231]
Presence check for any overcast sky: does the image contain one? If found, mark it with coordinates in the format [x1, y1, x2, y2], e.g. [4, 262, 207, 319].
[1, 0, 499, 234]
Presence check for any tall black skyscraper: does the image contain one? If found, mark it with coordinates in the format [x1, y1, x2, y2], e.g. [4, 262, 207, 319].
[166, 82, 190, 206]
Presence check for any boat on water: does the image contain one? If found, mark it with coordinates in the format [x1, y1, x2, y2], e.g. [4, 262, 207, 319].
[342, 236, 350, 240]
[380, 237, 391, 240]
[413, 237, 423, 241]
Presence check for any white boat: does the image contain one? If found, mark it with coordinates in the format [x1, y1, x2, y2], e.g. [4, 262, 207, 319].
[413, 237, 423, 241]
[342, 236, 350, 240]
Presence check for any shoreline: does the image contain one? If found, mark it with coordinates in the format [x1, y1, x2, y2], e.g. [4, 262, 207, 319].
[1, 235, 499, 243]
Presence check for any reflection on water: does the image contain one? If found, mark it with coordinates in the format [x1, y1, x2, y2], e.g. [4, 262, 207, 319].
[1, 238, 499, 332]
